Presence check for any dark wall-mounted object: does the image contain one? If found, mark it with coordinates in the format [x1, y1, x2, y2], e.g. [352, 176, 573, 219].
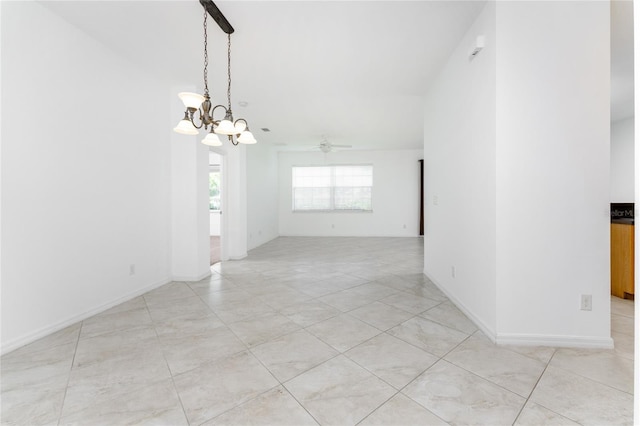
[199, 0, 234, 34]
[611, 203, 634, 224]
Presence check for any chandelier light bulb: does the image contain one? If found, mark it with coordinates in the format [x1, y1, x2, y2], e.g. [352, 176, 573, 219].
[178, 92, 205, 109]
[173, 118, 199, 135]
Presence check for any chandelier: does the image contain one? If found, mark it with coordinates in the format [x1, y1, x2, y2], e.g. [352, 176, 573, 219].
[173, 1, 256, 146]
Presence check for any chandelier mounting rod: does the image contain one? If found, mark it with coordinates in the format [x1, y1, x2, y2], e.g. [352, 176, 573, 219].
[199, 0, 234, 34]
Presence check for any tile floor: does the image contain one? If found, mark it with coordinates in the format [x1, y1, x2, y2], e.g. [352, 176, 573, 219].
[1, 237, 634, 425]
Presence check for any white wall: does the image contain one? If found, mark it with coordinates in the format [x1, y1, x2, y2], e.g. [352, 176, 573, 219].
[278, 149, 423, 237]
[611, 116, 635, 202]
[495, 1, 611, 346]
[1, 2, 172, 352]
[247, 142, 279, 250]
[170, 95, 211, 281]
[424, 1, 611, 347]
[221, 146, 248, 260]
[423, 1, 497, 336]
[210, 211, 221, 236]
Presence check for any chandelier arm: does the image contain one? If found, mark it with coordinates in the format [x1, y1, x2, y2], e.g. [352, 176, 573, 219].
[186, 107, 205, 129]
[229, 135, 239, 146]
[211, 104, 230, 118]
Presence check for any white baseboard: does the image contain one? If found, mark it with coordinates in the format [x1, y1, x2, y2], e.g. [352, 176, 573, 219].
[496, 333, 614, 349]
[172, 270, 211, 282]
[424, 269, 614, 349]
[1, 277, 171, 356]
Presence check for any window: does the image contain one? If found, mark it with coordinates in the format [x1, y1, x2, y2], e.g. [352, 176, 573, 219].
[292, 165, 372, 211]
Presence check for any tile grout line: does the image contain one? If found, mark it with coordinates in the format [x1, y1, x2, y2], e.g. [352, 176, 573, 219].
[55, 321, 84, 425]
[509, 349, 566, 426]
[143, 293, 191, 425]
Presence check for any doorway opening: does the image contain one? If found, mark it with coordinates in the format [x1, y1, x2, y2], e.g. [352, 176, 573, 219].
[209, 151, 222, 265]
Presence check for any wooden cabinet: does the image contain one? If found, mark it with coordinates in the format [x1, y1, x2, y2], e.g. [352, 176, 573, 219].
[611, 223, 634, 299]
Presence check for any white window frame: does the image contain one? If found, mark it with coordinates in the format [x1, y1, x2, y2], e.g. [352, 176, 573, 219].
[291, 164, 373, 212]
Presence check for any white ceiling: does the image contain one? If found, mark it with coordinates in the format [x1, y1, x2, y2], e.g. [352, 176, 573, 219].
[41, 0, 634, 150]
[40, 0, 486, 150]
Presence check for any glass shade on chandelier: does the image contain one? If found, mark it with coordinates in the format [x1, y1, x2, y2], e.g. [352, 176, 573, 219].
[214, 112, 237, 135]
[173, 112, 199, 135]
[237, 129, 257, 144]
[202, 129, 223, 146]
[178, 92, 205, 109]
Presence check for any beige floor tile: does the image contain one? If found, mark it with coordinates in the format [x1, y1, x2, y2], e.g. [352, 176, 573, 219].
[227, 311, 300, 347]
[380, 292, 441, 315]
[403, 360, 525, 425]
[318, 290, 378, 312]
[360, 393, 448, 426]
[346, 333, 438, 389]
[349, 301, 415, 331]
[62, 350, 172, 417]
[153, 311, 225, 336]
[2, 323, 80, 355]
[72, 326, 160, 369]
[347, 282, 398, 300]
[284, 355, 396, 426]
[611, 312, 634, 336]
[212, 298, 276, 324]
[202, 386, 318, 426]
[420, 301, 478, 334]
[258, 288, 313, 310]
[306, 314, 382, 352]
[173, 351, 279, 425]
[529, 366, 633, 425]
[1, 342, 76, 389]
[158, 325, 247, 375]
[143, 281, 196, 307]
[188, 275, 238, 293]
[80, 306, 153, 339]
[146, 295, 214, 323]
[611, 296, 634, 318]
[550, 347, 634, 393]
[0, 372, 68, 426]
[612, 330, 634, 360]
[388, 316, 468, 357]
[250, 329, 338, 382]
[444, 334, 546, 397]
[59, 379, 187, 426]
[279, 300, 341, 327]
[514, 401, 580, 425]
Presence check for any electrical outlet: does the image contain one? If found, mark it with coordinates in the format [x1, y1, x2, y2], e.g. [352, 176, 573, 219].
[451, 266, 456, 278]
[433, 195, 439, 206]
[580, 294, 592, 311]
[129, 264, 136, 276]
[331, 224, 335, 229]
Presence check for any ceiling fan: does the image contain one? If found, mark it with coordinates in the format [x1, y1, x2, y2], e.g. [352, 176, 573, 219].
[314, 137, 352, 153]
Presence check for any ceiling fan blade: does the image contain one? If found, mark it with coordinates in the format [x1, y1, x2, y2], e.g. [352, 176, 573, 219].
[331, 144, 352, 148]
